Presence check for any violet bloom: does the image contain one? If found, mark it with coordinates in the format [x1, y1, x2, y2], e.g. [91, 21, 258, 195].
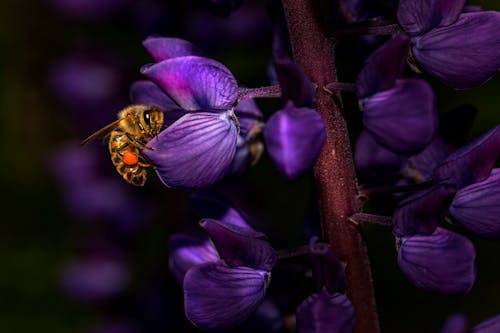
[264, 57, 326, 180]
[356, 34, 438, 155]
[137, 37, 242, 189]
[397, 227, 476, 296]
[398, 0, 500, 89]
[168, 194, 275, 330]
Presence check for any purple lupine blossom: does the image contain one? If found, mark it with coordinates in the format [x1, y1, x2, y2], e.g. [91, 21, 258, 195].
[135, 37, 240, 189]
[398, 0, 500, 89]
[397, 227, 476, 296]
[264, 58, 326, 180]
[356, 34, 438, 155]
[168, 193, 276, 330]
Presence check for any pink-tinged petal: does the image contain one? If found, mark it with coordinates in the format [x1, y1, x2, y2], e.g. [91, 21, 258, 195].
[296, 290, 355, 333]
[168, 234, 219, 284]
[142, 112, 237, 189]
[142, 36, 206, 62]
[129, 80, 185, 126]
[264, 103, 326, 180]
[392, 184, 456, 237]
[413, 12, 500, 89]
[433, 125, 500, 189]
[398, 227, 476, 296]
[200, 219, 276, 271]
[356, 34, 410, 98]
[398, 0, 466, 35]
[141, 56, 238, 111]
[362, 78, 438, 155]
[184, 261, 268, 330]
[450, 169, 500, 239]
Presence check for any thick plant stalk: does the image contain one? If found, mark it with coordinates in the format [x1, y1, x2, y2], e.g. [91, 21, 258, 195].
[281, 1, 380, 332]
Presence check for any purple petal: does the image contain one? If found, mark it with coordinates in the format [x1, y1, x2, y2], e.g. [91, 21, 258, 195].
[439, 314, 468, 333]
[143, 112, 238, 189]
[355, 130, 405, 180]
[471, 314, 500, 333]
[356, 34, 410, 98]
[392, 184, 456, 237]
[362, 78, 438, 155]
[141, 56, 238, 111]
[142, 36, 206, 62]
[200, 219, 276, 271]
[405, 138, 456, 181]
[264, 103, 326, 180]
[184, 261, 268, 330]
[412, 12, 500, 89]
[191, 190, 254, 229]
[129, 80, 185, 126]
[296, 290, 355, 333]
[273, 56, 315, 107]
[450, 169, 500, 239]
[398, 0, 466, 35]
[168, 234, 219, 284]
[398, 227, 476, 296]
[433, 125, 500, 189]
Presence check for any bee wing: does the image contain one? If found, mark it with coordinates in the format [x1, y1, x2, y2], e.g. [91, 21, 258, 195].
[80, 118, 123, 146]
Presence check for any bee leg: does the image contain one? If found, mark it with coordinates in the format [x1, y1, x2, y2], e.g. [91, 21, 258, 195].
[138, 155, 153, 168]
[125, 133, 155, 150]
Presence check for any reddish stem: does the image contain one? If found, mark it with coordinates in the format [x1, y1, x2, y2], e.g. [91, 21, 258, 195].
[281, 1, 380, 332]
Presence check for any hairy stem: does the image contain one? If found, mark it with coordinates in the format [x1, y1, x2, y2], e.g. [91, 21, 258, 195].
[281, 1, 380, 332]
[238, 85, 282, 101]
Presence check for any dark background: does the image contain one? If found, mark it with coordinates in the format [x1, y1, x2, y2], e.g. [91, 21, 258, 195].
[1, 0, 499, 332]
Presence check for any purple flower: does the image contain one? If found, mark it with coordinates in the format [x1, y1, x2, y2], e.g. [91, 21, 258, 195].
[168, 195, 275, 330]
[433, 125, 500, 189]
[136, 37, 241, 189]
[356, 34, 438, 155]
[264, 58, 326, 179]
[397, 227, 476, 296]
[398, 0, 500, 89]
[264, 102, 326, 180]
[449, 169, 500, 239]
[61, 252, 129, 303]
[392, 184, 456, 237]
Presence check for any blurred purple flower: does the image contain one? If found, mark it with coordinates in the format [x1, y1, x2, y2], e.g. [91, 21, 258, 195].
[398, 0, 500, 89]
[439, 313, 500, 333]
[47, 0, 128, 20]
[397, 227, 476, 296]
[61, 252, 129, 302]
[51, 144, 151, 232]
[137, 37, 241, 189]
[356, 34, 438, 155]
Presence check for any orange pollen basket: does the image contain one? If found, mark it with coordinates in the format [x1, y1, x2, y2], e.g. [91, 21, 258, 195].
[123, 151, 139, 165]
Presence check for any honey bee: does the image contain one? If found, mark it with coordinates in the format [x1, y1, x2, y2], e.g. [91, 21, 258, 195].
[81, 105, 164, 186]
